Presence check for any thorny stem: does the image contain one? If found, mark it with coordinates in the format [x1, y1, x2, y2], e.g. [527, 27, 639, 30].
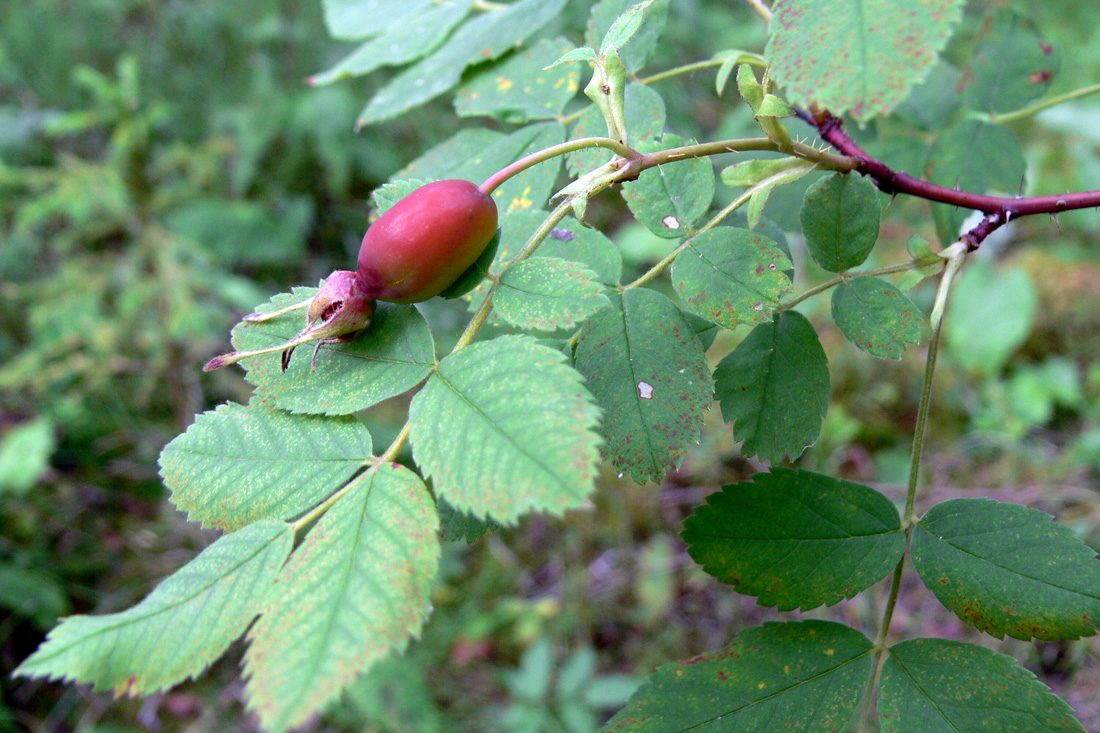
[778, 257, 943, 312]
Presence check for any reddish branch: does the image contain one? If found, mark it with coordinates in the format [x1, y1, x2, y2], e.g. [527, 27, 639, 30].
[799, 109, 1100, 250]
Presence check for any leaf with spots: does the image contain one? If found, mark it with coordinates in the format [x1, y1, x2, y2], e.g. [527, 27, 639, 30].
[585, 0, 670, 73]
[714, 311, 829, 463]
[603, 621, 872, 732]
[455, 38, 581, 123]
[394, 122, 565, 214]
[682, 469, 905, 611]
[409, 336, 601, 523]
[911, 498, 1100, 641]
[310, 0, 473, 85]
[495, 257, 610, 332]
[160, 400, 372, 531]
[831, 276, 922, 359]
[15, 520, 292, 698]
[573, 289, 713, 484]
[879, 639, 1085, 732]
[961, 10, 1061, 115]
[671, 227, 792, 329]
[621, 133, 715, 238]
[766, 0, 966, 122]
[243, 464, 439, 733]
[800, 173, 881, 272]
[231, 288, 435, 416]
[356, 0, 567, 125]
[567, 83, 665, 176]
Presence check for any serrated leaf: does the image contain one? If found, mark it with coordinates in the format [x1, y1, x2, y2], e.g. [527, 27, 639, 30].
[567, 83, 665, 176]
[16, 521, 292, 696]
[321, 0, 434, 40]
[757, 94, 794, 118]
[159, 401, 372, 531]
[437, 498, 501, 543]
[546, 46, 597, 69]
[714, 50, 756, 97]
[926, 119, 1026, 241]
[682, 469, 905, 611]
[745, 160, 816, 229]
[736, 63, 764, 111]
[409, 336, 601, 523]
[944, 260, 1036, 376]
[357, 0, 566, 125]
[963, 10, 1061, 115]
[495, 257, 610, 331]
[911, 498, 1100, 641]
[480, 208, 623, 285]
[831, 277, 922, 359]
[671, 227, 792, 329]
[801, 173, 881, 272]
[879, 638, 1084, 732]
[573, 289, 713, 484]
[310, 0, 473, 85]
[396, 122, 565, 213]
[766, 0, 965, 122]
[603, 621, 872, 732]
[455, 38, 581, 123]
[714, 311, 829, 463]
[621, 133, 715, 237]
[232, 288, 435, 416]
[721, 157, 806, 188]
[244, 465, 438, 733]
[585, 0, 669, 73]
[371, 178, 429, 216]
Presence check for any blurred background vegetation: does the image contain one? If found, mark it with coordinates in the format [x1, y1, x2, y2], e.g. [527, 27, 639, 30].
[2, 0, 1099, 730]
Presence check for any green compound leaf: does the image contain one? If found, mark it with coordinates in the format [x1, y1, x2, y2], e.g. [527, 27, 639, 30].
[911, 498, 1100, 641]
[15, 521, 292, 697]
[800, 173, 881, 272]
[671, 227, 793, 329]
[603, 621, 873, 732]
[310, 0, 473, 85]
[371, 178, 429, 216]
[438, 498, 501, 543]
[357, 0, 567, 125]
[573, 289, 713, 484]
[321, 0, 435, 40]
[714, 311, 829, 463]
[455, 38, 581, 123]
[831, 277, 922, 359]
[879, 638, 1084, 732]
[962, 10, 1061, 115]
[567, 83, 665, 176]
[495, 257, 610, 332]
[232, 288, 435, 416]
[409, 336, 601, 523]
[586, 0, 670, 73]
[766, 0, 965, 122]
[396, 122, 565, 214]
[926, 119, 1026, 242]
[682, 469, 905, 611]
[621, 133, 715, 238]
[944, 259, 1036, 376]
[539, 215, 623, 286]
[159, 400, 372, 531]
[244, 465, 438, 733]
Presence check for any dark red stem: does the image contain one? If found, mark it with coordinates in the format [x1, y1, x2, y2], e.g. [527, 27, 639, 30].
[800, 109, 1100, 250]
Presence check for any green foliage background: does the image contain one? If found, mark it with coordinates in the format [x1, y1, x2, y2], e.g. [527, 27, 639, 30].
[3, 0, 1100, 730]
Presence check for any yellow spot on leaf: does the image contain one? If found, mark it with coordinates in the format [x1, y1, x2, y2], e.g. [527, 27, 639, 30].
[496, 76, 513, 92]
[758, 682, 766, 689]
[825, 648, 835, 656]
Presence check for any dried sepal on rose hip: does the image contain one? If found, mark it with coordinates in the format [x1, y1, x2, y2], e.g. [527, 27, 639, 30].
[204, 179, 498, 372]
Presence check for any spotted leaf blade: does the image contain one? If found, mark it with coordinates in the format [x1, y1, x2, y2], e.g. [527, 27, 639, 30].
[879, 639, 1084, 732]
[573, 289, 713, 484]
[232, 288, 435, 416]
[831, 276, 922, 359]
[671, 226, 792, 329]
[603, 621, 872, 732]
[714, 311, 829, 463]
[682, 469, 905, 611]
[495, 257, 610, 332]
[409, 336, 601, 523]
[766, 0, 965, 122]
[621, 133, 715, 238]
[911, 498, 1100, 641]
[455, 38, 581, 123]
[15, 520, 292, 697]
[160, 400, 372, 531]
[244, 465, 439, 733]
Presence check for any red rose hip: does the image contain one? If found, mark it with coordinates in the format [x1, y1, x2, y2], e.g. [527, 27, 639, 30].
[357, 179, 498, 303]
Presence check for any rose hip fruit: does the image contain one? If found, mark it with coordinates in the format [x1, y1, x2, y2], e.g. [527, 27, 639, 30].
[356, 179, 498, 303]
